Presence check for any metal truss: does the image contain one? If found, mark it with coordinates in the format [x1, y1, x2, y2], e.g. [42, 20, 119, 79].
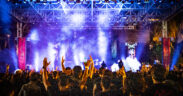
[10, 0, 182, 27]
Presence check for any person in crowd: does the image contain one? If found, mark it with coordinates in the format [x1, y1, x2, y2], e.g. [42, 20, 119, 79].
[124, 72, 145, 96]
[18, 72, 42, 96]
[42, 56, 94, 96]
[144, 64, 179, 96]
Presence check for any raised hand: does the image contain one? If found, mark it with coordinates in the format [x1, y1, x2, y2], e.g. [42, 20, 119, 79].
[6, 64, 10, 71]
[55, 66, 58, 71]
[5, 64, 10, 75]
[84, 59, 92, 68]
[42, 57, 51, 90]
[84, 56, 93, 68]
[89, 56, 94, 64]
[61, 56, 65, 64]
[61, 56, 66, 72]
[43, 57, 50, 68]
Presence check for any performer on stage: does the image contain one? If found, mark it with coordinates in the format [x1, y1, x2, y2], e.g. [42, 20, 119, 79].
[124, 43, 141, 72]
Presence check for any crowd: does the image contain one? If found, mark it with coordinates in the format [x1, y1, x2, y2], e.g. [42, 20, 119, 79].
[0, 56, 183, 96]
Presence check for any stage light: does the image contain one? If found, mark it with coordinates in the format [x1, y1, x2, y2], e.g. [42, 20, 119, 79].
[71, 13, 85, 26]
[34, 52, 39, 72]
[111, 63, 119, 72]
[98, 13, 111, 27]
[71, 14, 83, 23]
[27, 29, 39, 42]
[79, 51, 85, 63]
[136, 43, 144, 60]
[60, 44, 67, 59]
[98, 14, 107, 24]
[98, 28, 108, 61]
[73, 50, 84, 70]
[171, 42, 183, 70]
[11, 49, 18, 70]
[47, 42, 57, 70]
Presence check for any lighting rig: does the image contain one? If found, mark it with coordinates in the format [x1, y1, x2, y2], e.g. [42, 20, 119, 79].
[8, 0, 183, 28]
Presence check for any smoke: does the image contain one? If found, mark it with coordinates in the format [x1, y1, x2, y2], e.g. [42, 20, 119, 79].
[0, 0, 11, 25]
[24, 7, 119, 71]
[0, 0, 18, 72]
[98, 28, 108, 61]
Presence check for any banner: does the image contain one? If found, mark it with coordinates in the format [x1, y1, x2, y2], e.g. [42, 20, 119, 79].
[18, 37, 26, 70]
[163, 38, 170, 68]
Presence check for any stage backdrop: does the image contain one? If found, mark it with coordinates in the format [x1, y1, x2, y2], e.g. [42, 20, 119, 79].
[18, 37, 26, 70]
[163, 38, 171, 68]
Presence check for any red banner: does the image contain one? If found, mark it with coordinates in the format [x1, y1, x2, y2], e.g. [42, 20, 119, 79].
[18, 37, 26, 70]
[163, 38, 170, 68]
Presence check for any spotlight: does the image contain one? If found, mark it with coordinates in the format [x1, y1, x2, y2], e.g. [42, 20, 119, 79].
[98, 14, 107, 24]
[28, 29, 39, 41]
[98, 29, 108, 62]
[111, 63, 119, 72]
[71, 13, 85, 25]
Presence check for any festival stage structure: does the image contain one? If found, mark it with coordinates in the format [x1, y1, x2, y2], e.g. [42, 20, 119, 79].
[11, 0, 182, 26]
[2, 0, 182, 71]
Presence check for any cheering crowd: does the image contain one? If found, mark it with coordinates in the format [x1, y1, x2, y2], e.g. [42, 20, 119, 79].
[0, 56, 183, 96]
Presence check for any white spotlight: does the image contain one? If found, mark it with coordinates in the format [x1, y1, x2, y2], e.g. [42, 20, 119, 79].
[34, 52, 39, 72]
[47, 43, 57, 70]
[98, 14, 108, 25]
[27, 29, 39, 42]
[111, 63, 119, 72]
[98, 13, 111, 27]
[98, 28, 108, 61]
[71, 13, 85, 25]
